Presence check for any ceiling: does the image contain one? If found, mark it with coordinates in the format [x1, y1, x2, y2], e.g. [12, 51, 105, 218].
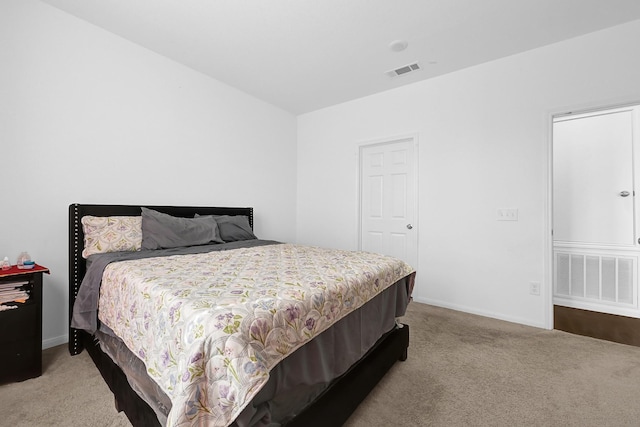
[40, 0, 640, 114]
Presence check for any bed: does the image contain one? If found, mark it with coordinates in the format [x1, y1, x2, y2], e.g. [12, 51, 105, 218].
[68, 203, 415, 427]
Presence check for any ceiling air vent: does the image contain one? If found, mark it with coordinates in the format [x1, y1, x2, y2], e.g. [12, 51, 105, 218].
[385, 62, 421, 78]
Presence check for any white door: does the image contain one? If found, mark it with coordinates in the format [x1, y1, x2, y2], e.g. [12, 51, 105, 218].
[553, 109, 635, 246]
[359, 137, 417, 268]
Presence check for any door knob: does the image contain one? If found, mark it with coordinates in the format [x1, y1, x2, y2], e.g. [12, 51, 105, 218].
[620, 191, 631, 197]
[406, 224, 413, 229]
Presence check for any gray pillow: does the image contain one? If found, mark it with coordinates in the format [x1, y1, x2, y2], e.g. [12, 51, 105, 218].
[141, 207, 224, 250]
[195, 214, 257, 242]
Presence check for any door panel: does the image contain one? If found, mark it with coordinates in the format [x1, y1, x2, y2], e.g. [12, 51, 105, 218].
[360, 138, 417, 268]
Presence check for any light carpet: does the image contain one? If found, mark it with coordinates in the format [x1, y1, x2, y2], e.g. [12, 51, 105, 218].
[2, 303, 640, 426]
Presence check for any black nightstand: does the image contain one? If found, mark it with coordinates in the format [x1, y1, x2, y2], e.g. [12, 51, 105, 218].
[0, 264, 49, 383]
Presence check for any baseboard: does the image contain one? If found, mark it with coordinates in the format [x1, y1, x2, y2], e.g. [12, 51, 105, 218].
[42, 334, 68, 350]
[554, 305, 640, 347]
[415, 297, 547, 329]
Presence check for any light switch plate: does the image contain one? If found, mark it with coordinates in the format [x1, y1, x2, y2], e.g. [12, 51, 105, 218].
[530, 281, 541, 295]
[497, 208, 518, 221]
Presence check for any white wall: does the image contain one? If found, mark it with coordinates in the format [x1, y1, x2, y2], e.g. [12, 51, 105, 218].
[297, 19, 640, 328]
[0, 0, 297, 348]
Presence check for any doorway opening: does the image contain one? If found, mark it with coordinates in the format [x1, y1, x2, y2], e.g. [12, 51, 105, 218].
[551, 104, 640, 345]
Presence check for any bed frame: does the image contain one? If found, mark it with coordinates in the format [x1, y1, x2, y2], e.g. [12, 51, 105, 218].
[68, 203, 410, 427]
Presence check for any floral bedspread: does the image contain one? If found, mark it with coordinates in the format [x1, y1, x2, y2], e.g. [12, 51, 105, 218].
[98, 243, 414, 426]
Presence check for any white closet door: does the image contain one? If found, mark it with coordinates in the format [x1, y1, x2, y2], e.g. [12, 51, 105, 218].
[360, 138, 417, 268]
[553, 110, 635, 246]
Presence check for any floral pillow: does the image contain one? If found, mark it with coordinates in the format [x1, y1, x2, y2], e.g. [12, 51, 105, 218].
[81, 216, 142, 258]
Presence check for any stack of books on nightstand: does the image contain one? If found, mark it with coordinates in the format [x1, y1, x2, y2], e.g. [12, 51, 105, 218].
[0, 280, 29, 311]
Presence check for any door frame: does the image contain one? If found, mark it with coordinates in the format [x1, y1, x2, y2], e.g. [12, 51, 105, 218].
[356, 133, 419, 267]
[546, 101, 640, 329]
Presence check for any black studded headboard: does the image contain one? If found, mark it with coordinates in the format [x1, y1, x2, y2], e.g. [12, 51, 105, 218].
[68, 203, 254, 355]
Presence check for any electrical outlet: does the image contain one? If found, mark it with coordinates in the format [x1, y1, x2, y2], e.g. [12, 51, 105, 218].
[529, 281, 540, 296]
[497, 208, 518, 221]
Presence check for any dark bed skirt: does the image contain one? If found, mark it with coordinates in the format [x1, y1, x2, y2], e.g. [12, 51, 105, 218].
[79, 323, 410, 427]
[83, 332, 161, 427]
[285, 323, 409, 427]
